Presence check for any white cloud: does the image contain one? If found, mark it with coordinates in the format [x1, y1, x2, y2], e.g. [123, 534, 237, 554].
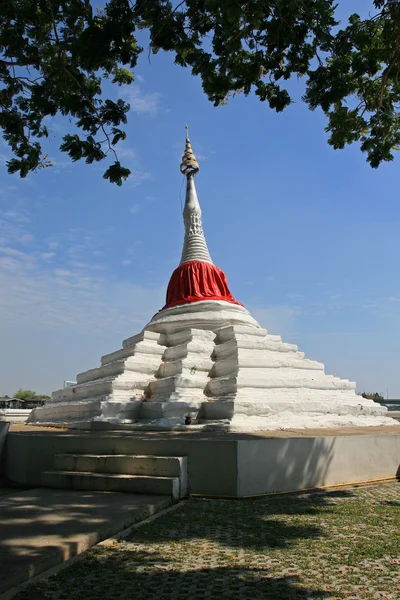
[42, 115, 65, 134]
[130, 204, 140, 215]
[122, 84, 161, 117]
[46, 228, 108, 268]
[0, 209, 35, 246]
[0, 226, 34, 246]
[116, 146, 137, 161]
[40, 252, 56, 262]
[0, 246, 29, 259]
[49, 158, 72, 173]
[0, 210, 30, 224]
[124, 242, 143, 259]
[48, 241, 60, 250]
[129, 169, 152, 187]
[113, 144, 152, 187]
[250, 305, 302, 337]
[0, 245, 165, 395]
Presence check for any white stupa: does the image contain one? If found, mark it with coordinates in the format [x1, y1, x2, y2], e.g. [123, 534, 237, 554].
[29, 129, 397, 430]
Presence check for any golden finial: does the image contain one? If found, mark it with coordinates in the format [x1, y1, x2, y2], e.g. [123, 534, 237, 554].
[180, 124, 199, 175]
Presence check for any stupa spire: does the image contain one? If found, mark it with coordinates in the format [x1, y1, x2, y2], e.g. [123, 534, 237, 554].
[161, 126, 241, 310]
[180, 125, 199, 175]
[179, 126, 213, 265]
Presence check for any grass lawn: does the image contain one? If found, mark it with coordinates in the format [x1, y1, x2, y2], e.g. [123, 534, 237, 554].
[15, 481, 400, 600]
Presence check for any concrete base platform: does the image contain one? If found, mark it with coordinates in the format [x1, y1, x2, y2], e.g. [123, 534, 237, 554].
[3, 425, 400, 497]
[0, 488, 172, 596]
[0, 410, 31, 424]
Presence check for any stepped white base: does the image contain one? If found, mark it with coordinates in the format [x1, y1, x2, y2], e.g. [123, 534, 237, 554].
[0, 409, 32, 423]
[29, 301, 398, 430]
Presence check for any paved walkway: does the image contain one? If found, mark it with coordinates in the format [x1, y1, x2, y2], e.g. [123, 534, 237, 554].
[0, 488, 172, 597]
[9, 481, 400, 600]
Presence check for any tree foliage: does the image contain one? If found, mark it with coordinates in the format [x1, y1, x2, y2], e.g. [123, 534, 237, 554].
[14, 388, 37, 399]
[14, 388, 51, 399]
[1, 0, 399, 183]
[361, 392, 385, 401]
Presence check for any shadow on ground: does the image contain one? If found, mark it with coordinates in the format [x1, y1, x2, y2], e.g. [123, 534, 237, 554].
[0, 489, 170, 595]
[12, 489, 358, 600]
[14, 548, 333, 600]
[131, 488, 356, 551]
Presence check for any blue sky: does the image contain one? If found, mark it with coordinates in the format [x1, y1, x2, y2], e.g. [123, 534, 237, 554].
[1, 1, 399, 398]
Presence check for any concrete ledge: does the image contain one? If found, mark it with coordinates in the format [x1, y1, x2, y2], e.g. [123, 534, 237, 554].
[41, 471, 181, 498]
[0, 489, 172, 596]
[53, 454, 186, 477]
[236, 434, 400, 496]
[3, 426, 399, 497]
[0, 410, 31, 424]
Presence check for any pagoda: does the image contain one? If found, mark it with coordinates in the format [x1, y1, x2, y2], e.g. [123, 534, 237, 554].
[29, 130, 397, 430]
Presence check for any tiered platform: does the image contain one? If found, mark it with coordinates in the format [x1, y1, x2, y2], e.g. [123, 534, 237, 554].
[4, 425, 400, 497]
[28, 310, 397, 430]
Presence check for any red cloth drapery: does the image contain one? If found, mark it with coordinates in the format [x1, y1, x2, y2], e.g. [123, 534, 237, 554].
[163, 260, 242, 309]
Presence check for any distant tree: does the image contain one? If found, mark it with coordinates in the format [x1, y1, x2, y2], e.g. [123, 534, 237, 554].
[361, 392, 385, 401]
[13, 389, 50, 400]
[1, 1, 400, 184]
[14, 388, 37, 400]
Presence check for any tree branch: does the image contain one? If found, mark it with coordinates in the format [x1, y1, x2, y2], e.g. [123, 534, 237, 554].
[380, 32, 400, 106]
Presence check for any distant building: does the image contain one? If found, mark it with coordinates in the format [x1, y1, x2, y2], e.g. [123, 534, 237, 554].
[0, 397, 48, 409]
[0, 397, 21, 409]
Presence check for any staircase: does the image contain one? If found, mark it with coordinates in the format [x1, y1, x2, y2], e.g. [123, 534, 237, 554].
[41, 454, 188, 500]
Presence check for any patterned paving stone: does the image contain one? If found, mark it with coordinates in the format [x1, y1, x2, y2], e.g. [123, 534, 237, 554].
[14, 482, 400, 600]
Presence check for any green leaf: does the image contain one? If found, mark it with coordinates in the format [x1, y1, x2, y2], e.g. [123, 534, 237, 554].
[111, 127, 126, 145]
[103, 161, 131, 186]
[112, 67, 134, 85]
[0, 0, 399, 180]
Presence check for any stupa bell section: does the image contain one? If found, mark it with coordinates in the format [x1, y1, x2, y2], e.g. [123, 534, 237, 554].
[29, 129, 398, 431]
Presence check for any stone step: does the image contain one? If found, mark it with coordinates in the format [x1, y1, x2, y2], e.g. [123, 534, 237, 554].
[52, 376, 151, 402]
[77, 357, 161, 384]
[210, 356, 324, 377]
[122, 330, 165, 349]
[53, 454, 186, 478]
[157, 358, 212, 378]
[165, 329, 215, 347]
[206, 374, 355, 396]
[215, 325, 268, 343]
[101, 343, 166, 366]
[201, 398, 376, 420]
[163, 341, 213, 361]
[140, 401, 202, 422]
[28, 398, 103, 423]
[148, 374, 207, 396]
[28, 398, 144, 426]
[213, 337, 299, 359]
[41, 470, 182, 499]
